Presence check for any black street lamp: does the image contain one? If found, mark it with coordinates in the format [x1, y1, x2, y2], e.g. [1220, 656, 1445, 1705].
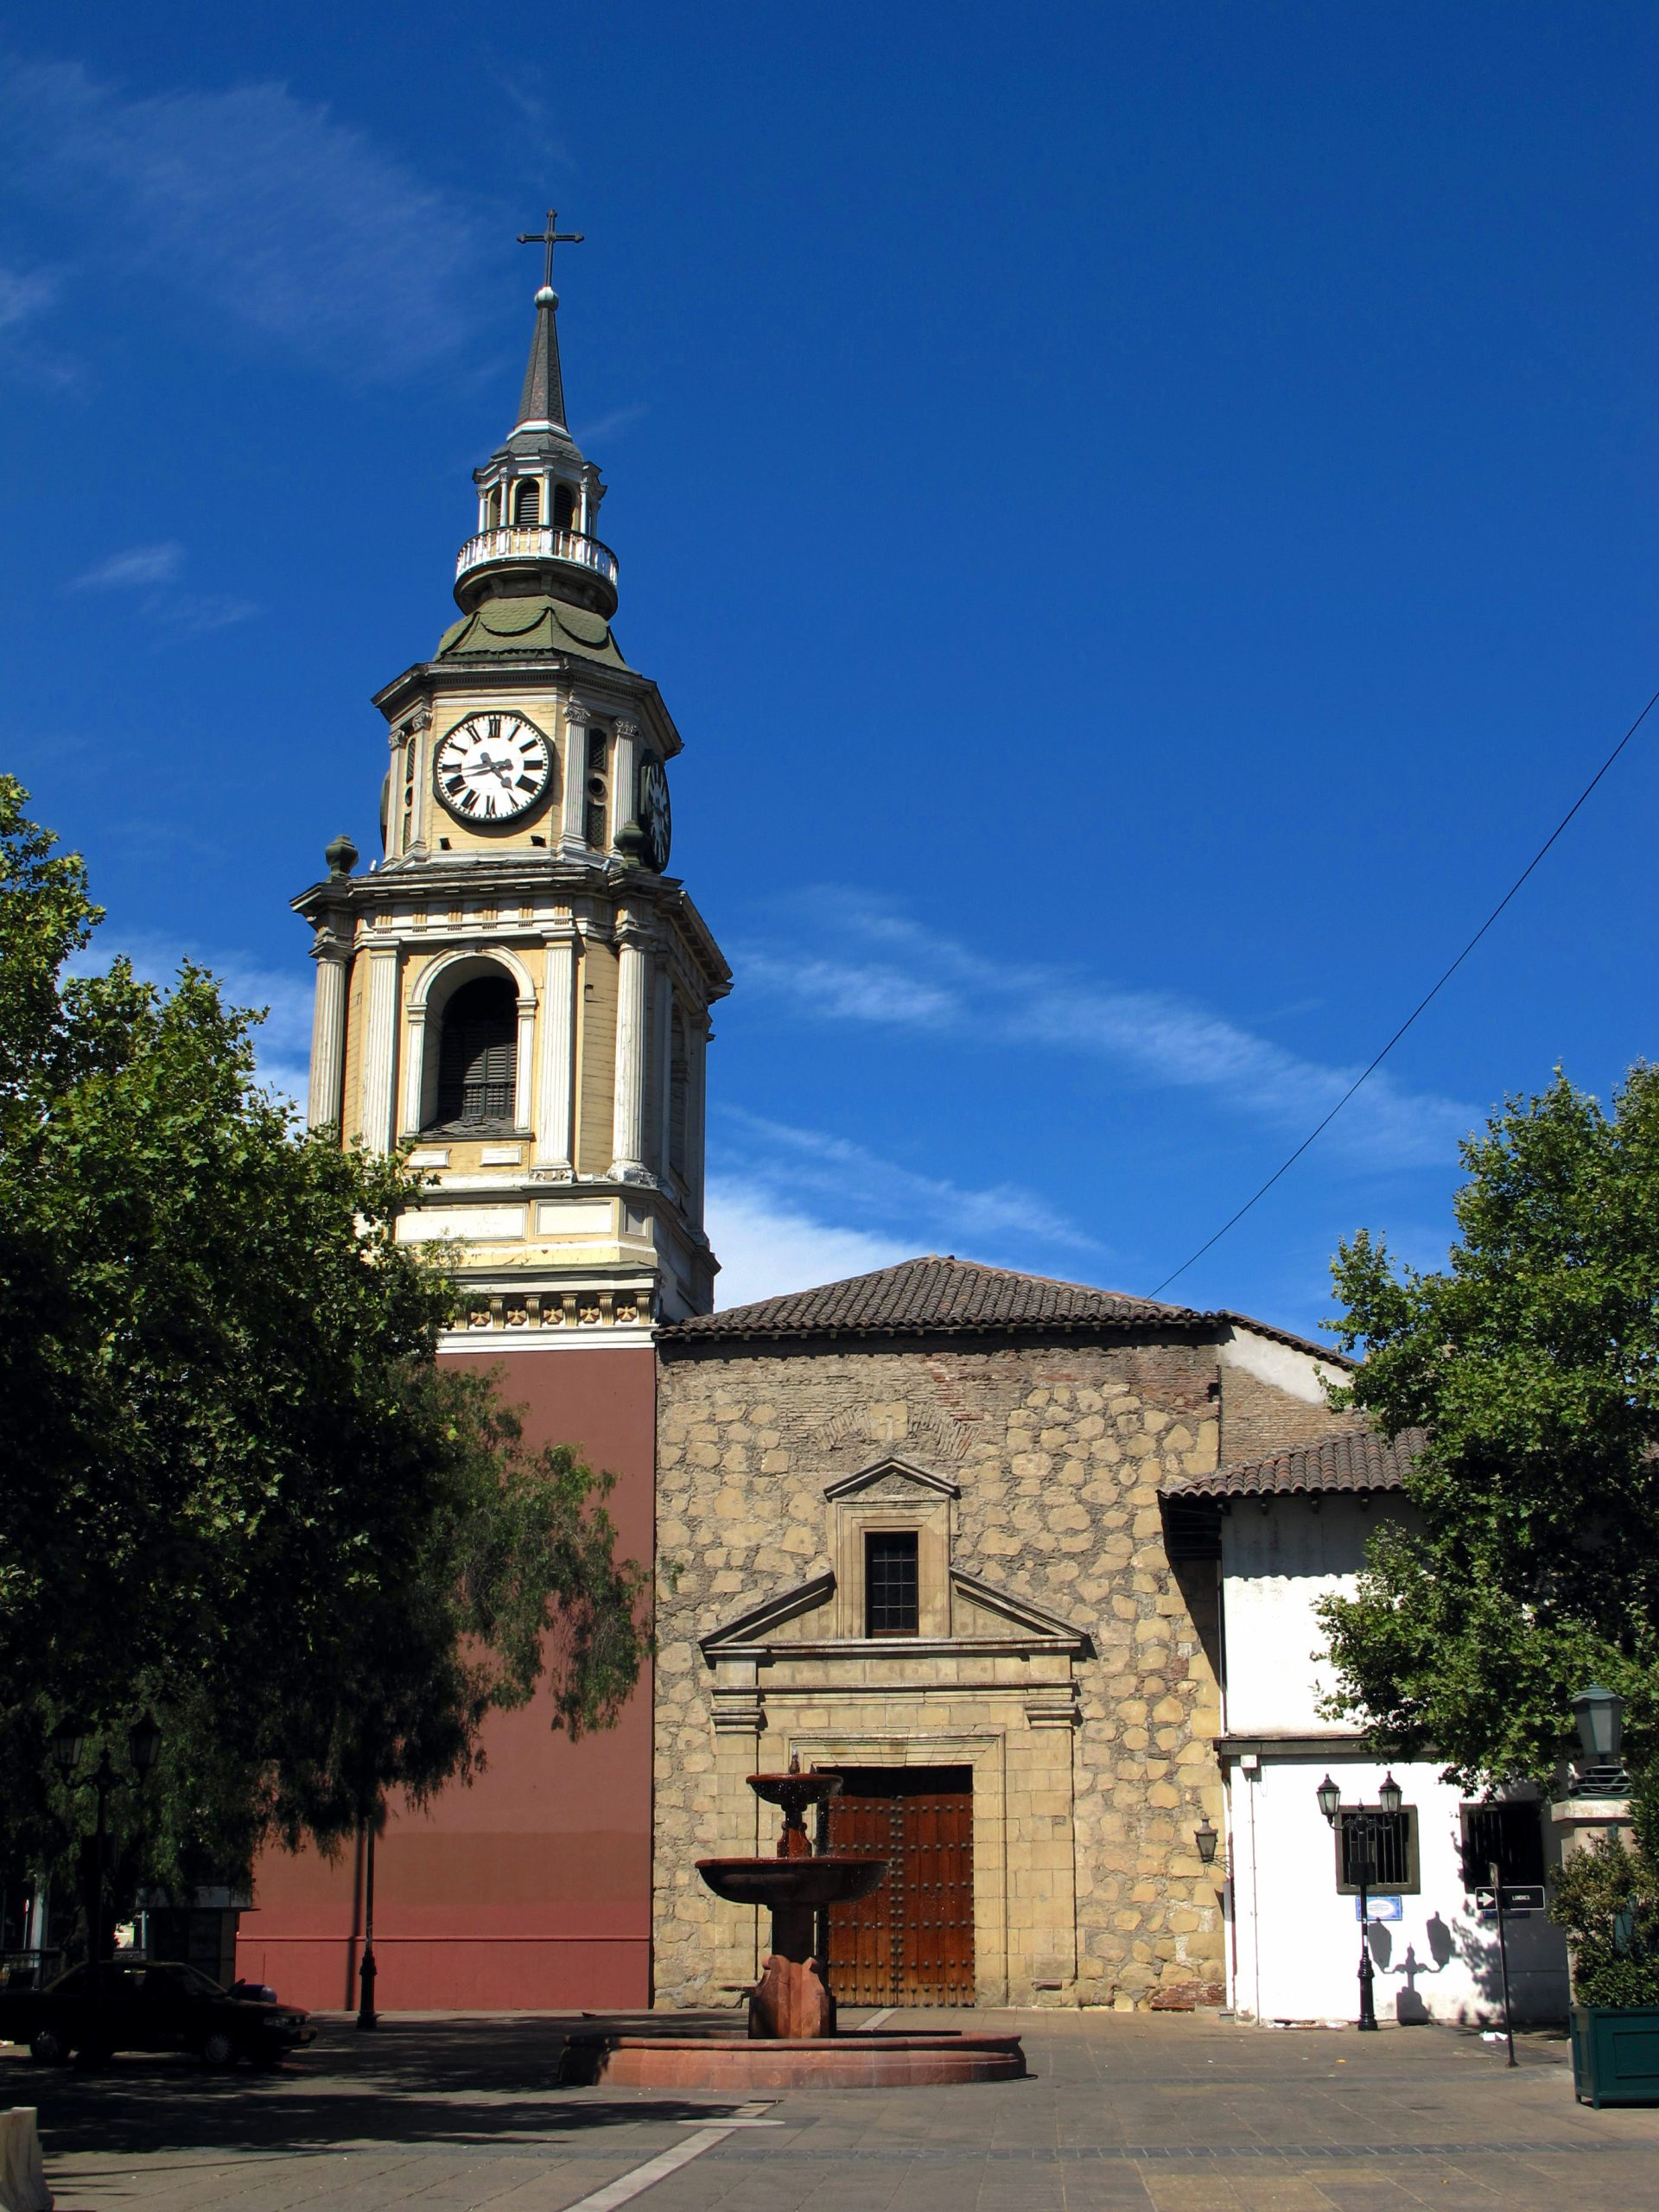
[1569, 1683, 1628, 1796]
[1318, 1771, 1402, 2033]
[356, 1808, 379, 2032]
[50, 1715, 162, 1963]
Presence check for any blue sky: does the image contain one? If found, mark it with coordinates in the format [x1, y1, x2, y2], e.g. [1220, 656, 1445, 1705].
[3, 3, 1656, 1330]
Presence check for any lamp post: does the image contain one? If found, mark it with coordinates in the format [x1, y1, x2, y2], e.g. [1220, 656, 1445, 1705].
[1569, 1683, 1628, 1796]
[50, 1715, 162, 1964]
[1318, 1771, 1402, 2033]
[356, 1809, 378, 2032]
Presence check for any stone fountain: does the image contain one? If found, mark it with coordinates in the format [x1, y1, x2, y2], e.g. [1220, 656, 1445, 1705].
[696, 1761, 885, 2038]
[563, 1759, 1024, 2089]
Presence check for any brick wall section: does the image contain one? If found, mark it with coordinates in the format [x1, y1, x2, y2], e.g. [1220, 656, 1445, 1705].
[655, 1333, 1247, 2011]
[1218, 1364, 1353, 1468]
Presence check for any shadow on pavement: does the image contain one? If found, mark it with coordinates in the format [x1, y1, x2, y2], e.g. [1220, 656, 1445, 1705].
[2, 2014, 746, 2160]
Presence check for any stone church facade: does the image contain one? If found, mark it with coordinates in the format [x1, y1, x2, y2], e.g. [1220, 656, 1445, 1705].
[650, 1258, 1350, 2012]
[249, 235, 1364, 2018]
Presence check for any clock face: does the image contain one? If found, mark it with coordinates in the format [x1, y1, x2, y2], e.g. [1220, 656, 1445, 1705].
[639, 755, 671, 872]
[433, 713, 553, 824]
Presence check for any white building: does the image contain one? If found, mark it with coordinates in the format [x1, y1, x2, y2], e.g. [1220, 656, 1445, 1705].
[1163, 1428, 1571, 2026]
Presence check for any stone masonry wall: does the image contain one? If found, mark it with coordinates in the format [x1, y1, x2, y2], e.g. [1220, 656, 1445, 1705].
[654, 1334, 1246, 2012]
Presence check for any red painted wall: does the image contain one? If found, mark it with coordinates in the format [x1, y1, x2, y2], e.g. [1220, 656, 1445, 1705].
[238, 1343, 656, 2012]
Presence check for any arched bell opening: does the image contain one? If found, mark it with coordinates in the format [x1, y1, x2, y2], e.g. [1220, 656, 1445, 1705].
[410, 954, 535, 1136]
[512, 478, 542, 526]
[435, 976, 516, 1128]
[552, 481, 576, 533]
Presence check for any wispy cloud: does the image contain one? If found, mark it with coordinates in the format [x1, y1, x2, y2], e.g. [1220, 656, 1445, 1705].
[62, 540, 257, 639]
[0, 56, 481, 382]
[0, 260, 78, 388]
[0, 264, 57, 333]
[573, 402, 650, 448]
[68, 542, 184, 592]
[704, 1182, 911, 1311]
[164, 593, 261, 637]
[717, 1107, 1102, 1258]
[740, 894, 1475, 1172]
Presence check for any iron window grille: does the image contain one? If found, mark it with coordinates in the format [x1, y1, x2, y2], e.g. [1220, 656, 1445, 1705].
[1335, 1807, 1419, 1894]
[865, 1531, 919, 1637]
[1459, 1803, 1545, 1890]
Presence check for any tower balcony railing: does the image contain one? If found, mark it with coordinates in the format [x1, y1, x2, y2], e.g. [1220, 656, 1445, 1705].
[454, 525, 620, 587]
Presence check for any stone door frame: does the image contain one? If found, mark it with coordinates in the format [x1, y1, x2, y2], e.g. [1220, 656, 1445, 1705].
[777, 1725, 1014, 2003]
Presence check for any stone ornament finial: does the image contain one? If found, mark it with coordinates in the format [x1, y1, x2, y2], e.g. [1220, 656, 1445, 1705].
[325, 832, 359, 880]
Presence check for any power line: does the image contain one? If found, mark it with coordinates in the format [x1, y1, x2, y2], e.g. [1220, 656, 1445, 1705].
[1147, 681, 1659, 1300]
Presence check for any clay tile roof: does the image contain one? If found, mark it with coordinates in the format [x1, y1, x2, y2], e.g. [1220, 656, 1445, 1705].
[659, 1255, 1220, 1343]
[1160, 1423, 1424, 1501]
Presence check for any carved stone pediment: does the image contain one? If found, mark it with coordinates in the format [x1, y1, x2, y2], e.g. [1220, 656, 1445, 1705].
[698, 1564, 1090, 1662]
[700, 1573, 836, 1656]
[822, 1454, 961, 1503]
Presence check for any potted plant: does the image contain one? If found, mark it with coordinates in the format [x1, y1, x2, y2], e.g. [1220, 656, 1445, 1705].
[1551, 1802, 1659, 2108]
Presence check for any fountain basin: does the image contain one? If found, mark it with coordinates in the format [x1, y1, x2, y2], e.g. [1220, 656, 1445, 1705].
[696, 1856, 887, 1910]
[563, 2028, 1027, 2090]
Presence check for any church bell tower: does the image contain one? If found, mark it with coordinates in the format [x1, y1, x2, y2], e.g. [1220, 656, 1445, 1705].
[294, 223, 731, 1332]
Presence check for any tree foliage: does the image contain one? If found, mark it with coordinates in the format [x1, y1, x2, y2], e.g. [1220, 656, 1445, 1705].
[1548, 1813, 1659, 2008]
[0, 777, 647, 1909]
[1317, 1067, 1659, 1789]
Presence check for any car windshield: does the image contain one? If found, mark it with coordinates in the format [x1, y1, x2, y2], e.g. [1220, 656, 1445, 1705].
[149, 1963, 226, 1996]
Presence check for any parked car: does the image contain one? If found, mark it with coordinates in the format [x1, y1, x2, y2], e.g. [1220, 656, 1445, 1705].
[0, 1959, 315, 2068]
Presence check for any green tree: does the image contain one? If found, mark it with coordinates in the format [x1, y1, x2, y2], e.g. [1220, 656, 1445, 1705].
[0, 778, 646, 1923]
[1317, 1065, 1659, 1789]
[1547, 1799, 1659, 2008]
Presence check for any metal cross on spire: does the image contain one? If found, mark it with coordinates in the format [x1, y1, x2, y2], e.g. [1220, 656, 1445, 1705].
[517, 209, 584, 291]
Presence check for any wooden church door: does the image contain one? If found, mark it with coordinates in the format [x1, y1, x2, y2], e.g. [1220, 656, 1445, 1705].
[821, 1767, 975, 2006]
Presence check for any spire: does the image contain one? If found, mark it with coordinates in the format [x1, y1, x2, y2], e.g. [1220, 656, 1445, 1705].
[456, 213, 616, 624]
[518, 285, 568, 430]
[513, 210, 584, 432]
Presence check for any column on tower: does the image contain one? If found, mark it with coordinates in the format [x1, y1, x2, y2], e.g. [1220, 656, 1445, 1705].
[610, 917, 651, 1181]
[400, 998, 428, 1138]
[651, 958, 673, 1179]
[687, 1009, 709, 1226]
[612, 717, 640, 850]
[534, 923, 579, 1175]
[561, 702, 590, 858]
[512, 977, 537, 1133]
[358, 944, 401, 1152]
[307, 931, 349, 1131]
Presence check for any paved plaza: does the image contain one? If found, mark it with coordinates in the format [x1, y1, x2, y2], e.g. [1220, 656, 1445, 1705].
[5, 2008, 1659, 2212]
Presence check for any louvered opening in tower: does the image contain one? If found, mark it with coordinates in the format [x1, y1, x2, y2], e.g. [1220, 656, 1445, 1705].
[435, 976, 518, 1128]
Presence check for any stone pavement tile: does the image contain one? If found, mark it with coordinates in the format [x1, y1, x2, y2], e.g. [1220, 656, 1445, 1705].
[1135, 2181, 1252, 2211]
[22, 2010, 1659, 2212]
[1228, 2183, 1345, 2210]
